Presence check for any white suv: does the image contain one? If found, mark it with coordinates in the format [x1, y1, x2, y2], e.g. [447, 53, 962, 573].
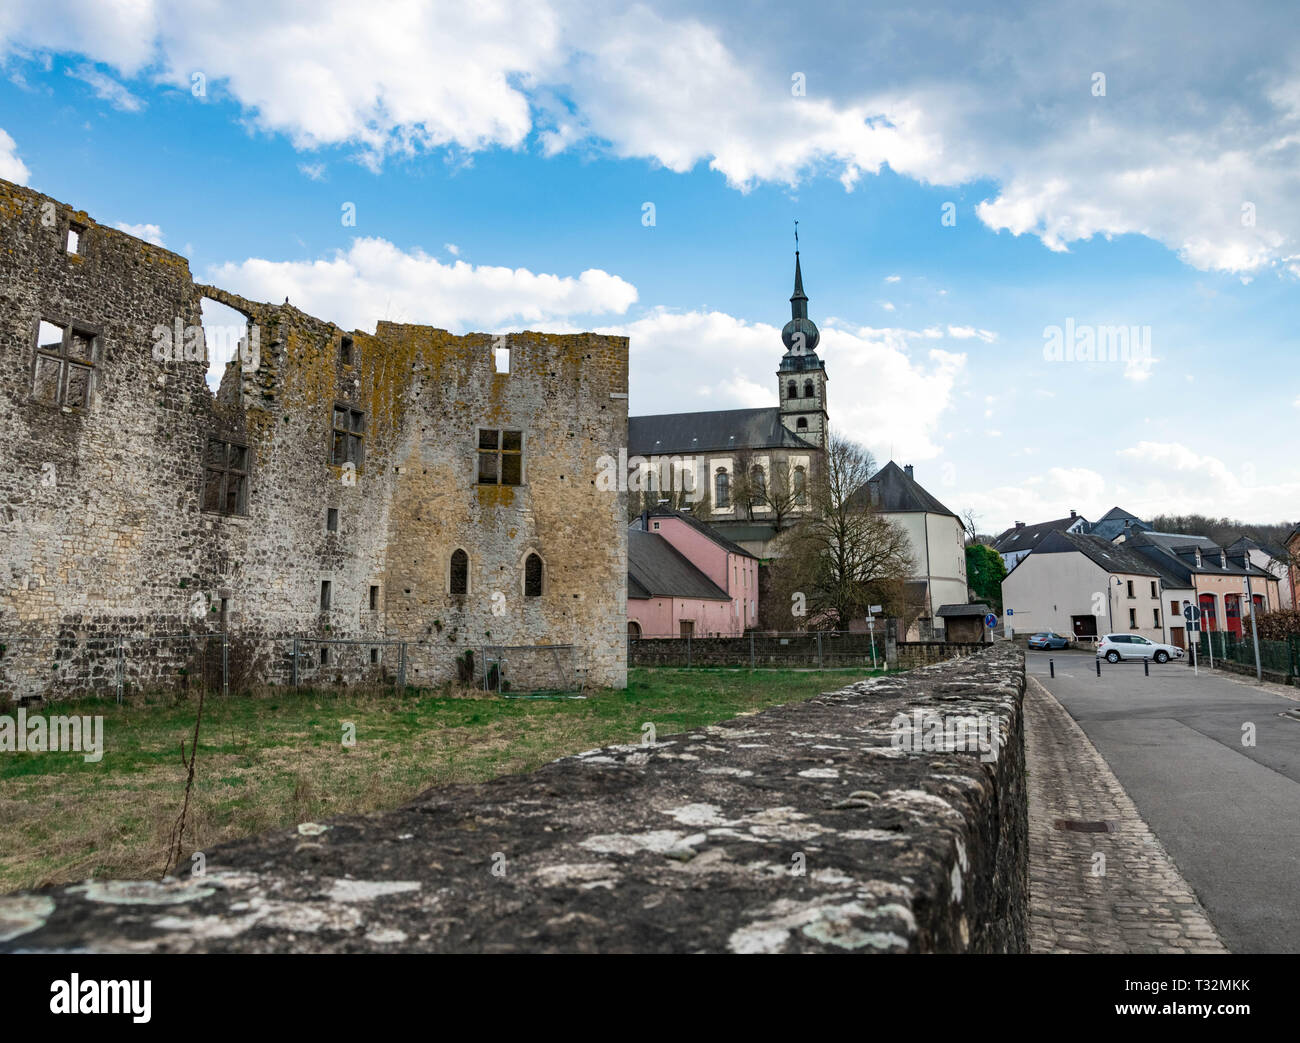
[1097, 634, 1185, 664]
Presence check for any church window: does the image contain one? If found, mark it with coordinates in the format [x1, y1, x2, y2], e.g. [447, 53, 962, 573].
[787, 380, 797, 399]
[796, 417, 808, 430]
[750, 465, 766, 500]
[715, 469, 730, 508]
[794, 466, 807, 504]
[803, 379, 814, 398]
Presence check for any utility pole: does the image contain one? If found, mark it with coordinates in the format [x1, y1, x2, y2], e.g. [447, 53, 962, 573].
[1246, 572, 1262, 681]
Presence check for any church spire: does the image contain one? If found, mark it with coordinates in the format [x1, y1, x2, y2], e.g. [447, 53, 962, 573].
[781, 226, 819, 355]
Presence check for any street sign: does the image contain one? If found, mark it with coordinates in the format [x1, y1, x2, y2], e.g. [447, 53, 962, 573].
[869, 604, 883, 614]
[867, 619, 875, 631]
[1006, 608, 1013, 615]
[984, 613, 998, 628]
[1183, 604, 1200, 622]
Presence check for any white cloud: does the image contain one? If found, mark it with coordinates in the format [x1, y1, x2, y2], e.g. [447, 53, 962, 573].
[444, 243, 460, 256]
[298, 162, 326, 181]
[207, 236, 638, 333]
[114, 221, 165, 245]
[66, 62, 144, 111]
[1115, 441, 1300, 521]
[3, 3, 1299, 275]
[947, 325, 997, 343]
[0, 127, 28, 183]
[884, 274, 901, 283]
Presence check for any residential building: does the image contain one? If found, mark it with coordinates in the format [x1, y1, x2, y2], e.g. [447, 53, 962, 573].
[1088, 506, 1150, 541]
[1001, 530, 1168, 643]
[627, 508, 759, 636]
[1288, 527, 1300, 612]
[1124, 532, 1282, 639]
[991, 510, 1089, 571]
[854, 462, 968, 638]
[1227, 535, 1293, 610]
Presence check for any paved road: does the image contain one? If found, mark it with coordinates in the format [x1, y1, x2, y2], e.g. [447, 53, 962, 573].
[1031, 650, 1300, 953]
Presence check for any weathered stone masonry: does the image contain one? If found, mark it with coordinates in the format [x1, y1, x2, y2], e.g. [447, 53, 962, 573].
[0, 646, 1028, 953]
[0, 179, 628, 699]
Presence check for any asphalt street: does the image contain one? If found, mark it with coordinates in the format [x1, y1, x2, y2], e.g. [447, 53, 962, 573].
[1031, 649, 1300, 954]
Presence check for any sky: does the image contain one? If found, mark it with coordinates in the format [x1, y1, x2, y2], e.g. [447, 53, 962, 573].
[0, 0, 1297, 534]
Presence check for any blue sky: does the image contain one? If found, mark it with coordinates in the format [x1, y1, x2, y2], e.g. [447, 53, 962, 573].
[1, 1, 1297, 532]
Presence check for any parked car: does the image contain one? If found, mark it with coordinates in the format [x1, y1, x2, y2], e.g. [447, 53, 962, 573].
[1096, 634, 1185, 664]
[1027, 632, 1071, 650]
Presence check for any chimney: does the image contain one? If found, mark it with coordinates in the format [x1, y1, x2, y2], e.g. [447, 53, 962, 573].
[1069, 509, 1077, 519]
[904, 464, 914, 479]
[1015, 520, 1025, 529]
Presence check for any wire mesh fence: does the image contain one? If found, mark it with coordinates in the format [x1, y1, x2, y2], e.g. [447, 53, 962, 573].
[1194, 630, 1300, 679]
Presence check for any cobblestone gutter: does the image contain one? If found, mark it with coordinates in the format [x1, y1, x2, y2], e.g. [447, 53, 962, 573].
[1, 646, 1027, 953]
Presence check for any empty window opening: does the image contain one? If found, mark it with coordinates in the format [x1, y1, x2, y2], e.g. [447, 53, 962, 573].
[524, 553, 543, 597]
[370, 648, 379, 665]
[326, 507, 339, 531]
[202, 439, 249, 515]
[320, 646, 329, 665]
[786, 380, 797, 399]
[340, 335, 354, 366]
[494, 346, 511, 373]
[200, 297, 254, 392]
[369, 585, 379, 611]
[332, 405, 365, 468]
[320, 580, 332, 611]
[220, 598, 229, 625]
[32, 319, 97, 409]
[477, 429, 523, 485]
[450, 549, 469, 596]
[796, 417, 808, 430]
[803, 379, 814, 398]
[66, 223, 85, 255]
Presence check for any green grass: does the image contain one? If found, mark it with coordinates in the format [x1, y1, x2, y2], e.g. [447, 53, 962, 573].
[0, 666, 881, 893]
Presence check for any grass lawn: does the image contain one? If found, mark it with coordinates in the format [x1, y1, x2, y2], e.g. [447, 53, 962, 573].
[0, 666, 882, 893]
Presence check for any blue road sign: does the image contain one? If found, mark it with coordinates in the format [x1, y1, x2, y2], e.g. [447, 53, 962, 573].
[984, 613, 998, 628]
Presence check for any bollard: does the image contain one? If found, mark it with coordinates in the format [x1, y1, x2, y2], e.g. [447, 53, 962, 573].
[1144, 657, 1149, 676]
[1049, 657, 1055, 678]
[1096, 657, 1101, 677]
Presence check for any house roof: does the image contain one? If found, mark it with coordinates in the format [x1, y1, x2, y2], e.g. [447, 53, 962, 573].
[1129, 531, 1274, 578]
[1227, 534, 1288, 560]
[1088, 506, 1149, 540]
[937, 602, 990, 618]
[628, 407, 817, 456]
[627, 529, 732, 601]
[632, 507, 759, 560]
[992, 515, 1083, 554]
[1030, 529, 1161, 577]
[849, 460, 957, 518]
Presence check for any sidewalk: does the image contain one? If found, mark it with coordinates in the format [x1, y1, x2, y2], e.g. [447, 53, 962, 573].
[1024, 677, 1226, 953]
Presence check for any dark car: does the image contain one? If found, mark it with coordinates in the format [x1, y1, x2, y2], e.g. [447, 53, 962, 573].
[1027, 632, 1070, 650]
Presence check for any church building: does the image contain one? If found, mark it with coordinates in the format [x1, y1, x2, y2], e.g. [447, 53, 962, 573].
[628, 250, 828, 557]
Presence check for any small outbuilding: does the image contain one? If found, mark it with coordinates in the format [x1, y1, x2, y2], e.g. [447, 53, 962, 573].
[936, 603, 991, 643]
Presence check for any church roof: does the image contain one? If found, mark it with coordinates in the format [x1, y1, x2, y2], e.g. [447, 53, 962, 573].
[629, 407, 817, 456]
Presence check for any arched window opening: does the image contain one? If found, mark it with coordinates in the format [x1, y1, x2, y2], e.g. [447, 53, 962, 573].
[796, 417, 808, 430]
[449, 549, 469, 596]
[793, 466, 807, 504]
[714, 469, 730, 508]
[750, 465, 766, 500]
[787, 380, 797, 399]
[524, 553, 544, 597]
[803, 379, 814, 398]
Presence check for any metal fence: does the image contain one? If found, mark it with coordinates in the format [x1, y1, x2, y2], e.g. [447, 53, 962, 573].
[1194, 630, 1300, 680]
[629, 630, 894, 670]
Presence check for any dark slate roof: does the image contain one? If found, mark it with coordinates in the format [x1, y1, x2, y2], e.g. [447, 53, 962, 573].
[1128, 531, 1273, 578]
[991, 516, 1084, 554]
[631, 507, 759, 560]
[628, 407, 817, 456]
[1030, 530, 1160, 576]
[848, 461, 957, 517]
[627, 529, 731, 601]
[1227, 535, 1288, 560]
[1087, 506, 1147, 540]
[937, 603, 990, 618]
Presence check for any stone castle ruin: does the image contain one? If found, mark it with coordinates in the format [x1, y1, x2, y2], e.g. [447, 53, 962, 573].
[0, 179, 629, 700]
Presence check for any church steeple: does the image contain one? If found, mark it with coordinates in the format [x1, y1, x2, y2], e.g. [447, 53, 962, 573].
[777, 228, 828, 450]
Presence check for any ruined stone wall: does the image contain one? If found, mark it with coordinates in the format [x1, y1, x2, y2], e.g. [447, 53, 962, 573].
[0, 179, 628, 698]
[0, 645, 1028, 953]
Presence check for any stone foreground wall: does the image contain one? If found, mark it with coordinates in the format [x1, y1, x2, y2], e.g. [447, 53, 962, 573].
[0, 646, 1027, 953]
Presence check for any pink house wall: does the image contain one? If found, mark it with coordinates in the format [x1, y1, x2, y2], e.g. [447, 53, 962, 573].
[645, 516, 759, 632]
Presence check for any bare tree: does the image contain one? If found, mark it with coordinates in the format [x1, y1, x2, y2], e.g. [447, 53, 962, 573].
[730, 450, 808, 532]
[626, 456, 712, 522]
[767, 433, 915, 630]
